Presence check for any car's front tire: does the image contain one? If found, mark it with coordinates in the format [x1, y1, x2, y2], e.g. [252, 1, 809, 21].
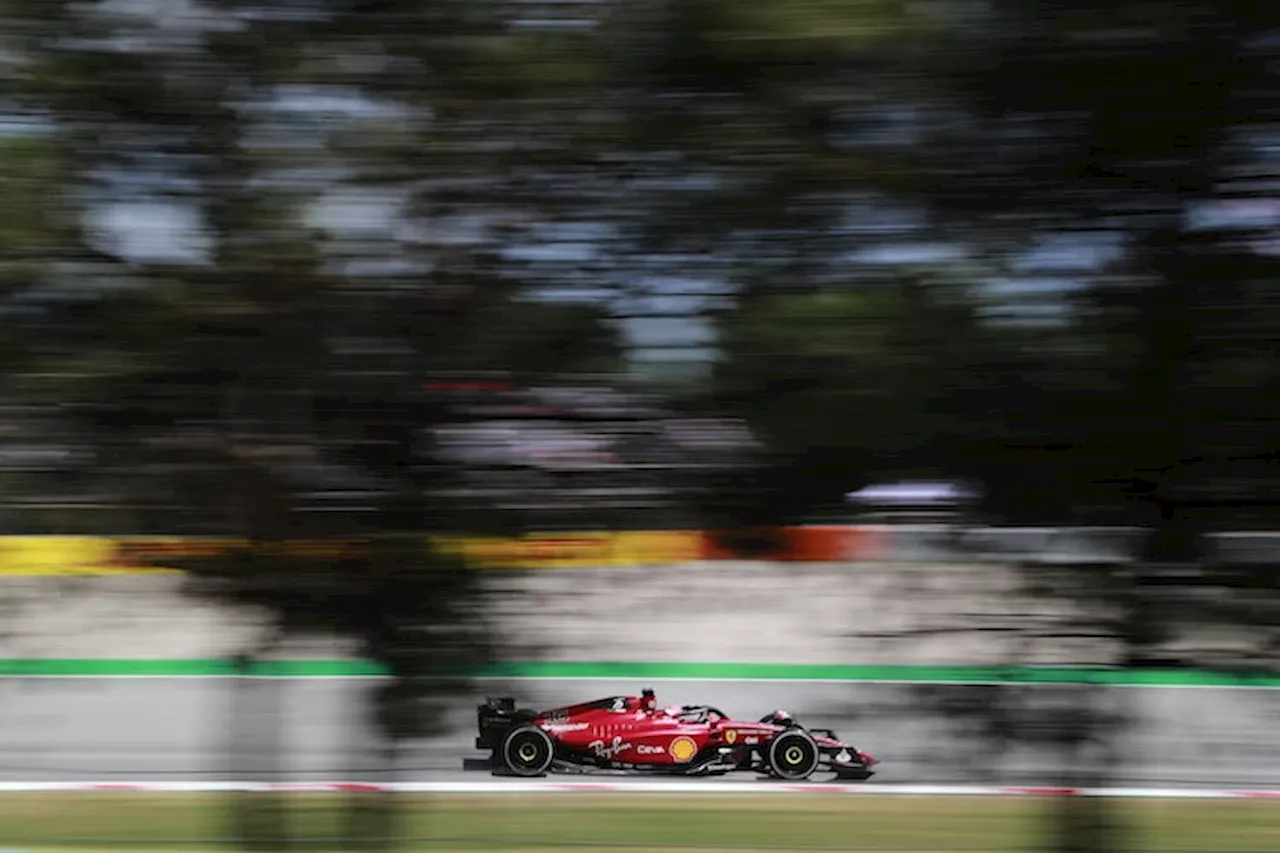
[767, 730, 820, 781]
[499, 725, 556, 777]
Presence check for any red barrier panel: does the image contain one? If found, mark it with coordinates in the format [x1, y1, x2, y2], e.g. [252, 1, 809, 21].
[777, 525, 888, 562]
[698, 526, 888, 562]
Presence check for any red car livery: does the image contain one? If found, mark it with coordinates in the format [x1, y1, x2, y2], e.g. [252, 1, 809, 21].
[471, 688, 878, 781]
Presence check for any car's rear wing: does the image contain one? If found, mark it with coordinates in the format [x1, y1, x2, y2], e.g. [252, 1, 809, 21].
[476, 696, 524, 751]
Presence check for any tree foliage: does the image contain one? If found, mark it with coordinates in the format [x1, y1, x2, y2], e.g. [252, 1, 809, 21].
[1, 0, 1280, 848]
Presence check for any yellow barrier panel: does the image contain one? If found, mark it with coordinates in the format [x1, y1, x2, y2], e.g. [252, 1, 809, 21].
[0, 530, 708, 574]
[112, 536, 377, 568]
[613, 531, 703, 564]
[0, 536, 184, 576]
[435, 530, 703, 568]
[437, 533, 618, 568]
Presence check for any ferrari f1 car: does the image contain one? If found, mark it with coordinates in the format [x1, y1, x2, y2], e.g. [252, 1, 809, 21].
[469, 688, 878, 781]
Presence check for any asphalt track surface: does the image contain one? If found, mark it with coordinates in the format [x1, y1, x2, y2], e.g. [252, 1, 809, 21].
[0, 677, 1277, 789]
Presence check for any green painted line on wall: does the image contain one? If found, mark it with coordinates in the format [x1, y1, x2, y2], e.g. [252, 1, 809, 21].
[1, 659, 1278, 687]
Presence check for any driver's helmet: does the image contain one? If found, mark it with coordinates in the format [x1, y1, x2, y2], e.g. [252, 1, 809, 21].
[765, 709, 795, 728]
[641, 688, 657, 713]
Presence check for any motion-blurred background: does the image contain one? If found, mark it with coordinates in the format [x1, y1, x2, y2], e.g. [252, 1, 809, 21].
[0, 0, 1279, 850]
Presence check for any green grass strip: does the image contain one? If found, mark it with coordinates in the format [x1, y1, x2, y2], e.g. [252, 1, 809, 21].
[1, 658, 1279, 686]
[3, 792, 1278, 853]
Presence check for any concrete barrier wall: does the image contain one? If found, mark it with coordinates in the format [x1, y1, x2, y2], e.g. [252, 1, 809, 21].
[0, 677, 1276, 787]
[0, 574, 356, 661]
[2, 560, 1276, 788]
[0, 561, 1265, 668]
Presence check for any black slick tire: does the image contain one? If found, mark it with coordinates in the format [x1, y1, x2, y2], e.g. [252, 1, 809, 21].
[500, 724, 555, 777]
[767, 730, 820, 781]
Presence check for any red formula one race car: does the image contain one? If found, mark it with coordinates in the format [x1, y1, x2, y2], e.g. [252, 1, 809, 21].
[470, 688, 878, 781]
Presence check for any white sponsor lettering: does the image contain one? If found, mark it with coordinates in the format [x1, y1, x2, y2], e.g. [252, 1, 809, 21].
[543, 722, 589, 733]
[744, 736, 760, 745]
[588, 736, 633, 760]
[636, 744, 665, 755]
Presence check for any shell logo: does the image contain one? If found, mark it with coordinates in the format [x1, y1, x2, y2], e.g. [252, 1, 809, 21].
[669, 737, 698, 763]
[724, 730, 737, 745]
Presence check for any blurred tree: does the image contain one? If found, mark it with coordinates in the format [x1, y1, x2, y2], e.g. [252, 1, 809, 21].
[913, 0, 1280, 550]
[712, 268, 1021, 518]
[575, 0, 1280, 542]
[865, 7, 1280, 850]
[586, 5, 1280, 852]
[0, 2, 1276, 851]
[0, 1, 639, 849]
[454, 299, 626, 378]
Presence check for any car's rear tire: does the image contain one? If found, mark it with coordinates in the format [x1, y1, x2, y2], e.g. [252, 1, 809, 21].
[767, 730, 820, 781]
[500, 725, 555, 777]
